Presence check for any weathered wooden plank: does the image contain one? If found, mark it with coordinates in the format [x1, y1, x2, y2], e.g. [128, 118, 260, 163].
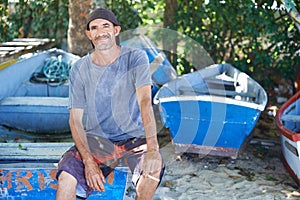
[0, 51, 9, 55]
[0, 168, 128, 200]
[0, 142, 73, 161]
[0, 97, 68, 106]
[0, 141, 128, 199]
[0, 38, 55, 62]
[0, 46, 25, 51]
[12, 38, 53, 42]
[1, 41, 41, 46]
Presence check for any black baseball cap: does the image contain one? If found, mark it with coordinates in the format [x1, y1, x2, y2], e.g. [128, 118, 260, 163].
[86, 8, 120, 30]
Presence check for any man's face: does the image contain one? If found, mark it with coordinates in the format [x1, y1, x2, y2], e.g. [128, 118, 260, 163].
[86, 19, 121, 51]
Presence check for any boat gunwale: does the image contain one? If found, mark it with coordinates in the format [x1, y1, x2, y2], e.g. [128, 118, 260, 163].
[153, 63, 268, 112]
[156, 95, 266, 111]
[0, 96, 68, 106]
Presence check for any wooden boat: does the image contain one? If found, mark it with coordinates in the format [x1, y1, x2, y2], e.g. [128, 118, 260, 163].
[0, 167, 128, 199]
[0, 38, 56, 63]
[275, 91, 300, 186]
[0, 48, 80, 134]
[0, 36, 176, 134]
[0, 143, 128, 199]
[154, 63, 268, 158]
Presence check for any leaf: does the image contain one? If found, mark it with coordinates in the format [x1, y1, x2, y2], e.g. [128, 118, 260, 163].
[18, 144, 28, 151]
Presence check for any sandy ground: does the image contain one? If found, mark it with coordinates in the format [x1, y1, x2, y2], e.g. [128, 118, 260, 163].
[124, 105, 300, 200]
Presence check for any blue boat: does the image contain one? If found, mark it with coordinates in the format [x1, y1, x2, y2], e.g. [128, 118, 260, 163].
[0, 168, 128, 200]
[0, 48, 79, 134]
[154, 63, 268, 158]
[0, 142, 128, 199]
[0, 36, 176, 134]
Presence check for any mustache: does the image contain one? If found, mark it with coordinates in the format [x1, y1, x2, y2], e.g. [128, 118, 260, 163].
[95, 35, 110, 41]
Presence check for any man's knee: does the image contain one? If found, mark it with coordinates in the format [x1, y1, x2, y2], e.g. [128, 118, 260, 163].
[56, 171, 78, 200]
[58, 171, 77, 184]
[57, 171, 77, 194]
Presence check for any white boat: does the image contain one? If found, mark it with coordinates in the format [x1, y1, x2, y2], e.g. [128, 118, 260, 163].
[276, 91, 300, 186]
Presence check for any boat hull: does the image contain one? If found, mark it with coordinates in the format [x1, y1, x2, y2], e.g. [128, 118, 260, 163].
[276, 91, 300, 186]
[0, 167, 128, 199]
[159, 96, 261, 158]
[280, 133, 300, 185]
[0, 97, 69, 134]
[0, 49, 78, 134]
[0, 143, 129, 199]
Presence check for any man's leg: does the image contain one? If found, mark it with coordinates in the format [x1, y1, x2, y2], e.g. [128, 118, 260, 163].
[119, 138, 164, 200]
[133, 152, 164, 200]
[135, 169, 162, 200]
[56, 171, 77, 200]
[55, 146, 91, 199]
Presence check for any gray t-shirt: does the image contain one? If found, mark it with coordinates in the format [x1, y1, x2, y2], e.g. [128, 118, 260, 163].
[69, 46, 152, 141]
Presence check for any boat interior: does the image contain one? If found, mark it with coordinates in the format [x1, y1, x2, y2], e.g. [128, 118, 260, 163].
[0, 49, 78, 107]
[280, 102, 300, 133]
[158, 64, 266, 106]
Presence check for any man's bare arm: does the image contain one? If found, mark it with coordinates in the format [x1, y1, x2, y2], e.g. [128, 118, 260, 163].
[69, 108, 106, 191]
[136, 85, 159, 152]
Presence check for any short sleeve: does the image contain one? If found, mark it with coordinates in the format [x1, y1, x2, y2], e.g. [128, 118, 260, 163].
[68, 60, 86, 109]
[132, 50, 152, 89]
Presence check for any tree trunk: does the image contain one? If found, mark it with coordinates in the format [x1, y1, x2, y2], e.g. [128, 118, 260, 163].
[68, 0, 108, 56]
[163, 0, 178, 67]
[68, 0, 92, 56]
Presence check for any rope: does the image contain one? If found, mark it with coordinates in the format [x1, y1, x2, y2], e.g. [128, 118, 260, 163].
[43, 55, 71, 81]
[30, 55, 71, 86]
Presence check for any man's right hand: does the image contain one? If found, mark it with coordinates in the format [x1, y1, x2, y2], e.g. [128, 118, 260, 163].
[84, 158, 106, 192]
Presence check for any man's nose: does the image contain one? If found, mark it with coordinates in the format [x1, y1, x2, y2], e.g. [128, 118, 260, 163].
[93, 27, 106, 34]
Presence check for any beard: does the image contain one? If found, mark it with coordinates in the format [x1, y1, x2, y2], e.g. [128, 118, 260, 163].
[94, 35, 115, 51]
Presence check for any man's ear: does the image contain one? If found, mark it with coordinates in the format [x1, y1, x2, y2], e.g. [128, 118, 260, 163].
[114, 26, 121, 36]
[86, 30, 92, 40]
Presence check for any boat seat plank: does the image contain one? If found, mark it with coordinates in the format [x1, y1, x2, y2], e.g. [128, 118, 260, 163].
[0, 46, 25, 51]
[0, 51, 9, 55]
[0, 142, 73, 161]
[14, 81, 69, 97]
[0, 166, 128, 199]
[281, 114, 300, 122]
[0, 41, 41, 46]
[12, 38, 52, 42]
[0, 38, 55, 62]
[204, 77, 235, 86]
[0, 97, 68, 106]
[179, 87, 257, 99]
